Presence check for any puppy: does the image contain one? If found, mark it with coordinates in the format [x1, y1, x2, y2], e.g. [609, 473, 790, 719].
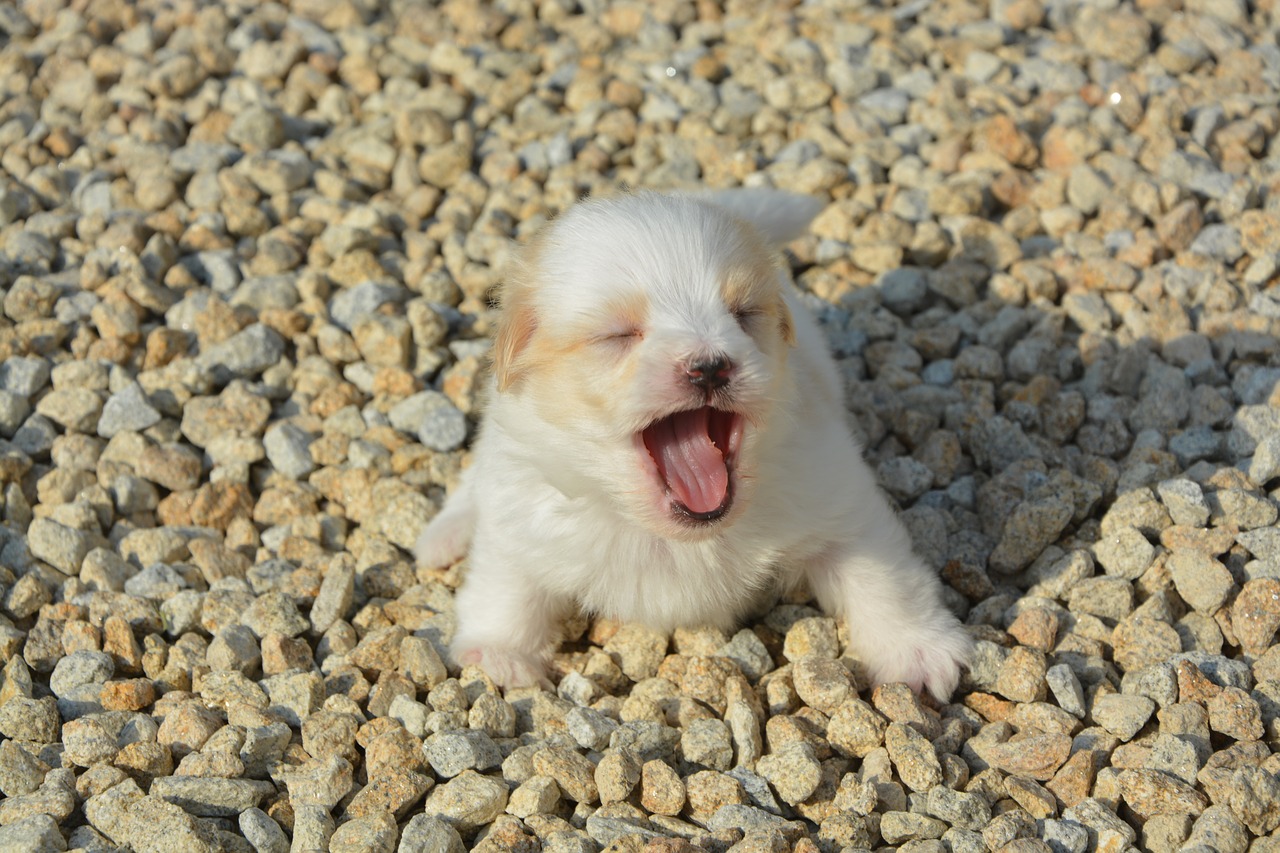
[415, 189, 972, 701]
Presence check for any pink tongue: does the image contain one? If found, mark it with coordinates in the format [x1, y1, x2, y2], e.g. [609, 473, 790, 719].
[646, 408, 728, 515]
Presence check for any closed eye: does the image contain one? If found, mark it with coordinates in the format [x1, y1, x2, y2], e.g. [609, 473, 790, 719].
[732, 307, 761, 327]
[595, 328, 643, 345]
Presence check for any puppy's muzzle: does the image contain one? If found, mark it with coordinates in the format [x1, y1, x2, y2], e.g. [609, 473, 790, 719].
[686, 355, 733, 392]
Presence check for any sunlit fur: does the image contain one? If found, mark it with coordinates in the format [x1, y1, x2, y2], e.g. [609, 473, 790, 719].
[415, 189, 972, 701]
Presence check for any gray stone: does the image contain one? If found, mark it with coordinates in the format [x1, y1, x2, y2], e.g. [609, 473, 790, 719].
[0, 813, 67, 852]
[925, 785, 991, 831]
[170, 142, 240, 174]
[1094, 527, 1154, 580]
[97, 382, 161, 439]
[726, 766, 783, 815]
[1067, 576, 1134, 621]
[609, 722, 681, 763]
[1146, 734, 1201, 786]
[1040, 818, 1090, 853]
[243, 150, 314, 195]
[243, 592, 309, 639]
[1120, 661, 1178, 707]
[885, 722, 942, 793]
[239, 807, 289, 853]
[1092, 693, 1155, 740]
[1062, 292, 1112, 332]
[12, 417, 60, 459]
[0, 390, 30, 438]
[1228, 766, 1280, 836]
[398, 813, 465, 853]
[1237, 528, 1280, 562]
[0, 697, 59, 744]
[420, 770, 509, 833]
[988, 498, 1074, 574]
[877, 457, 935, 503]
[227, 105, 285, 150]
[1167, 551, 1234, 613]
[0, 357, 50, 398]
[1066, 165, 1111, 215]
[1209, 488, 1277, 530]
[327, 809, 396, 845]
[1156, 478, 1211, 527]
[240, 722, 292, 777]
[706, 804, 792, 833]
[330, 282, 408, 331]
[1189, 224, 1243, 262]
[880, 810, 948, 844]
[423, 730, 503, 778]
[196, 324, 285, 378]
[5, 232, 56, 272]
[35, 388, 102, 433]
[565, 706, 617, 752]
[858, 87, 910, 125]
[290, 804, 335, 853]
[584, 814, 663, 844]
[879, 268, 930, 315]
[718, 629, 774, 681]
[183, 250, 242, 294]
[1169, 426, 1222, 466]
[1230, 405, 1280, 458]
[27, 518, 91, 575]
[49, 651, 114, 699]
[1247, 432, 1280, 485]
[149, 776, 276, 817]
[1061, 798, 1136, 848]
[124, 562, 188, 600]
[263, 423, 315, 479]
[681, 719, 733, 772]
[414, 393, 469, 452]
[310, 558, 355, 634]
[124, 795, 224, 851]
[230, 275, 300, 313]
[1186, 804, 1250, 851]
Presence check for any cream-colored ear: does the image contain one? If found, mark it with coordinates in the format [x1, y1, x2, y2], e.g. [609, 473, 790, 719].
[777, 296, 796, 347]
[492, 285, 536, 392]
[491, 233, 551, 392]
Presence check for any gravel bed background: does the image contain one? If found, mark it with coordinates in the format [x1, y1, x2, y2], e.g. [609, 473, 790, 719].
[1, 0, 1279, 850]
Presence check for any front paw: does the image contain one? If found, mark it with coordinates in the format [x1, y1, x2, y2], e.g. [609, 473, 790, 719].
[414, 514, 471, 568]
[452, 644, 551, 691]
[864, 622, 972, 704]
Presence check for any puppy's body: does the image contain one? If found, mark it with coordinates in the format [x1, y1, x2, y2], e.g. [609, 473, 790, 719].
[417, 190, 971, 700]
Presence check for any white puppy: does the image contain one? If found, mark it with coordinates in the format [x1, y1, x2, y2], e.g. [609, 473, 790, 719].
[415, 189, 971, 701]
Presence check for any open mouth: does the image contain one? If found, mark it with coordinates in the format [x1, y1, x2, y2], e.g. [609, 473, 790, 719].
[640, 407, 744, 522]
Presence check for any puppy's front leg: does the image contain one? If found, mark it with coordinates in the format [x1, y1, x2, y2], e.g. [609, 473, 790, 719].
[414, 468, 477, 569]
[450, 549, 566, 690]
[806, 505, 971, 703]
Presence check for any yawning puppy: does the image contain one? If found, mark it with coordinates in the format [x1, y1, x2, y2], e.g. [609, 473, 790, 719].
[415, 189, 972, 701]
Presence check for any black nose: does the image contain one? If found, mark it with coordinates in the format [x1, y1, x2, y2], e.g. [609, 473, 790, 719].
[686, 356, 733, 391]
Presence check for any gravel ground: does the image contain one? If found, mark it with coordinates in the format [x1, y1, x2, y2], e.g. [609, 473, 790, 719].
[1, 0, 1279, 851]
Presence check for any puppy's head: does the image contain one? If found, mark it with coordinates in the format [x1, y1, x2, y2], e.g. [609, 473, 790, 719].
[493, 190, 818, 540]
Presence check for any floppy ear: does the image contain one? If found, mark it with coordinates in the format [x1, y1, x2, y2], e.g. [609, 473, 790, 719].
[776, 295, 796, 347]
[697, 189, 823, 246]
[491, 230, 554, 392]
[492, 283, 536, 392]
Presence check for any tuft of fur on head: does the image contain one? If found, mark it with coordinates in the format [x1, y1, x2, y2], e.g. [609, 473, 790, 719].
[693, 188, 825, 245]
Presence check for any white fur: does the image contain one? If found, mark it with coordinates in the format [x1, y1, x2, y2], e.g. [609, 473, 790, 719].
[415, 189, 972, 702]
